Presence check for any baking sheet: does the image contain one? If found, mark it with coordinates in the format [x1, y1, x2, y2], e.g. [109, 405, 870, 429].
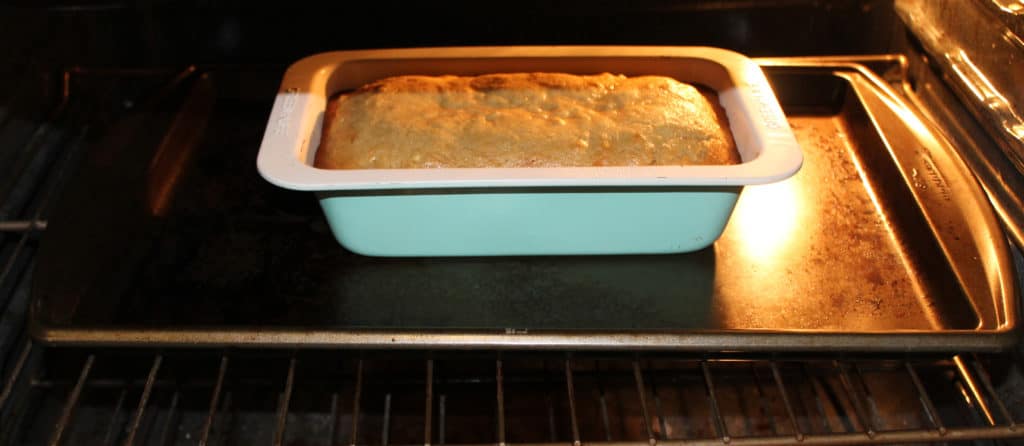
[30, 60, 1017, 351]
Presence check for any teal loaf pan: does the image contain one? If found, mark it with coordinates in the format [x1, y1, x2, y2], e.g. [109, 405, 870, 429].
[318, 188, 740, 256]
[257, 47, 802, 256]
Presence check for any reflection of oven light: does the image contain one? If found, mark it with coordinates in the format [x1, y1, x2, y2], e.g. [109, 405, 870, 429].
[990, 0, 1024, 14]
[728, 179, 799, 264]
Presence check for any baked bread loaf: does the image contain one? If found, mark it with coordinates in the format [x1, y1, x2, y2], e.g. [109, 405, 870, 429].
[314, 72, 740, 169]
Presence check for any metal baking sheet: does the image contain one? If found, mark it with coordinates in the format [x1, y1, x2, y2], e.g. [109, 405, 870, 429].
[29, 58, 1018, 352]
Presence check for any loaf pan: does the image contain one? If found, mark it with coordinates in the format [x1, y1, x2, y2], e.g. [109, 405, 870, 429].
[257, 46, 803, 256]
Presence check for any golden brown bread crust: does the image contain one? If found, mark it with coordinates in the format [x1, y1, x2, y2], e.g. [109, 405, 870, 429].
[314, 72, 740, 169]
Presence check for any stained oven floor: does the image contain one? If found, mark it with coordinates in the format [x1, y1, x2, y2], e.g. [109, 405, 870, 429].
[29, 63, 1017, 351]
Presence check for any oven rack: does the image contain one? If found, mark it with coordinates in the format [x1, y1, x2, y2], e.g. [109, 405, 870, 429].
[1, 65, 1023, 444]
[1, 347, 1024, 445]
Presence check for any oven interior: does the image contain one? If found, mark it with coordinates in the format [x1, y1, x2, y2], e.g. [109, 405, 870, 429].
[2, 1, 1024, 444]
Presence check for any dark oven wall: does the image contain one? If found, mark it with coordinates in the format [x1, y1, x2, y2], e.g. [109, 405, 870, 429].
[2, 0, 902, 71]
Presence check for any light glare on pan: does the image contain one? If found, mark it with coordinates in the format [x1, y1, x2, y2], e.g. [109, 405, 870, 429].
[728, 179, 800, 264]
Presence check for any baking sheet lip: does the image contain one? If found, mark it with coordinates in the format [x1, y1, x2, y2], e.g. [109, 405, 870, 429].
[840, 64, 1020, 332]
[30, 325, 1020, 352]
[257, 45, 803, 192]
[287, 44, 757, 69]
